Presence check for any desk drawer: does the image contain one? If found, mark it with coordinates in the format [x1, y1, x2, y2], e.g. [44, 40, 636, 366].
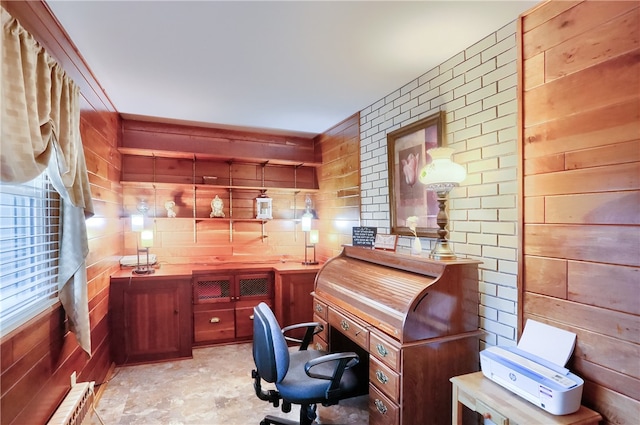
[476, 400, 509, 425]
[369, 356, 400, 403]
[370, 331, 400, 371]
[313, 299, 328, 320]
[312, 334, 328, 351]
[369, 384, 399, 425]
[328, 308, 369, 349]
[193, 307, 234, 343]
[313, 314, 328, 343]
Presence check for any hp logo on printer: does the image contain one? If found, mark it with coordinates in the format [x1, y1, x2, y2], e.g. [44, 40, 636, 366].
[509, 372, 517, 382]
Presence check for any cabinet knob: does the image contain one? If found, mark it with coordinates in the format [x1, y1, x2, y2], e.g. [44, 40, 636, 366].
[375, 370, 389, 384]
[376, 344, 388, 357]
[210, 317, 221, 323]
[249, 314, 254, 320]
[374, 399, 387, 415]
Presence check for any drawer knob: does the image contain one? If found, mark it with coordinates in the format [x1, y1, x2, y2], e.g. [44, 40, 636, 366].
[376, 344, 388, 357]
[315, 304, 324, 313]
[375, 370, 389, 384]
[340, 320, 350, 331]
[209, 317, 221, 323]
[374, 399, 387, 415]
[249, 314, 254, 320]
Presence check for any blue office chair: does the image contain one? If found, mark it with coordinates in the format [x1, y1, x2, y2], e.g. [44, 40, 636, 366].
[252, 302, 360, 425]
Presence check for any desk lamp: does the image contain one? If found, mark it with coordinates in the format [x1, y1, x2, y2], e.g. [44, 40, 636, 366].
[301, 195, 318, 265]
[419, 147, 466, 260]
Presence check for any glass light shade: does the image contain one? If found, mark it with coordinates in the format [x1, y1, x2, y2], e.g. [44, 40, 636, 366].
[419, 147, 466, 192]
[301, 213, 312, 232]
[131, 214, 144, 232]
[140, 230, 154, 248]
[309, 229, 319, 244]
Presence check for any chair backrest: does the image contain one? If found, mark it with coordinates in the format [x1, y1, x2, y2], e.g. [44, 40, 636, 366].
[252, 302, 290, 384]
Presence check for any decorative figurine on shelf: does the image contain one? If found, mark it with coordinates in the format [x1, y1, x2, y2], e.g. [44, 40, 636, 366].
[164, 200, 176, 218]
[407, 215, 422, 255]
[210, 195, 225, 218]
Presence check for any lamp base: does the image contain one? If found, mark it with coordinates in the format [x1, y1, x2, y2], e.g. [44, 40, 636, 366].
[429, 239, 457, 261]
[132, 267, 155, 275]
[301, 261, 319, 265]
[133, 247, 155, 274]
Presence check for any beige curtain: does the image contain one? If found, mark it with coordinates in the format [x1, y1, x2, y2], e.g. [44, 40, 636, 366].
[1, 7, 94, 355]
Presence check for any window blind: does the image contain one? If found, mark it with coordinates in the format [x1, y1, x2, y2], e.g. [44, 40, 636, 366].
[0, 172, 60, 336]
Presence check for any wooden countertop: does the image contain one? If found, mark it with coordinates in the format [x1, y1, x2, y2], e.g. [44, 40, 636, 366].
[111, 260, 323, 279]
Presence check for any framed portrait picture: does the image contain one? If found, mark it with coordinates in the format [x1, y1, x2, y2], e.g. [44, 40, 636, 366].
[387, 112, 443, 238]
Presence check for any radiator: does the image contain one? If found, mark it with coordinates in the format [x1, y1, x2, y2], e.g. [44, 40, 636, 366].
[47, 381, 95, 425]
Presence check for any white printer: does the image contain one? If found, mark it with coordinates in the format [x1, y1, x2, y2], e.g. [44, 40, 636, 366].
[480, 320, 584, 415]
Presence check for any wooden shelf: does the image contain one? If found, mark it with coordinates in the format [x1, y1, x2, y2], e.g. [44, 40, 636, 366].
[118, 146, 322, 168]
[194, 217, 268, 223]
[120, 180, 318, 193]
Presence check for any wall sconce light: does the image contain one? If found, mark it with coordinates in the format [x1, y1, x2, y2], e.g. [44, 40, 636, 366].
[301, 194, 318, 265]
[419, 147, 466, 260]
[134, 229, 155, 274]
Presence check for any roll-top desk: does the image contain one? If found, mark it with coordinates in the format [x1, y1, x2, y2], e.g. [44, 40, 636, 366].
[312, 246, 482, 425]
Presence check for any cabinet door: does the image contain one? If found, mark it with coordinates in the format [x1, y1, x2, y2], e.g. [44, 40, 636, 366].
[236, 272, 273, 301]
[235, 301, 271, 339]
[119, 277, 192, 364]
[194, 274, 233, 304]
[275, 271, 316, 330]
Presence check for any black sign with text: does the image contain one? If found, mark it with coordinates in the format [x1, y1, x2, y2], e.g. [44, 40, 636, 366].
[352, 226, 377, 247]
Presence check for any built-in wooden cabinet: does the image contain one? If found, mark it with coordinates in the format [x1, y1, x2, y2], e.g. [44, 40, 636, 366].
[110, 275, 193, 365]
[274, 270, 317, 341]
[109, 264, 318, 364]
[192, 270, 274, 345]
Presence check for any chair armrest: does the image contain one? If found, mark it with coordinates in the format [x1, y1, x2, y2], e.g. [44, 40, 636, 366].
[282, 322, 324, 350]
[304, 352, 359, 382]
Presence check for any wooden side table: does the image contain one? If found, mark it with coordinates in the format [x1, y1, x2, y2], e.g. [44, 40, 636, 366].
[450, 372, 602, 425]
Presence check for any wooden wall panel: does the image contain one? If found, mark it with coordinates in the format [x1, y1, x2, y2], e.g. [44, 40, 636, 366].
[314, 113, 361, 261]
[121, 119, 318, 165]
[0, 2, 121, 424]
[519, 1, 640, 422]
[523, 99, 639, 159]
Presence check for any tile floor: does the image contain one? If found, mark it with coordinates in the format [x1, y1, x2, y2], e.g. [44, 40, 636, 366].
[90, 343, 368, 425]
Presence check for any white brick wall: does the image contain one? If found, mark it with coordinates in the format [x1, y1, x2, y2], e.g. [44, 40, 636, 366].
[359, 20, 519, 347]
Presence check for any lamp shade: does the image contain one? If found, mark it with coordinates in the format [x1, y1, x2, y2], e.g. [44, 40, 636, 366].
[140, 230, 154, 248]
[419, 147, 466, 191]
[301, 213, 312, 232]
[131, 214, 144, 232]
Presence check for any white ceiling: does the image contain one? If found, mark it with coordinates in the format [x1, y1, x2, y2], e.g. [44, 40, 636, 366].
[46, 0, 538, 137]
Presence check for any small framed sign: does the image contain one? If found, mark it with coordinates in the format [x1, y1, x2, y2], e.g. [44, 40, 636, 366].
[374, 234, 398, 251]
[352, 226, 377, 248]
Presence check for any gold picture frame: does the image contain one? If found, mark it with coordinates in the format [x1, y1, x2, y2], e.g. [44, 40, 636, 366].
[387, 112, 443, 238]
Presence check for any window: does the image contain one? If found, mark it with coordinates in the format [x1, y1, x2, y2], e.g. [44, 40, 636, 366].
[0, 172, 61, 336]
